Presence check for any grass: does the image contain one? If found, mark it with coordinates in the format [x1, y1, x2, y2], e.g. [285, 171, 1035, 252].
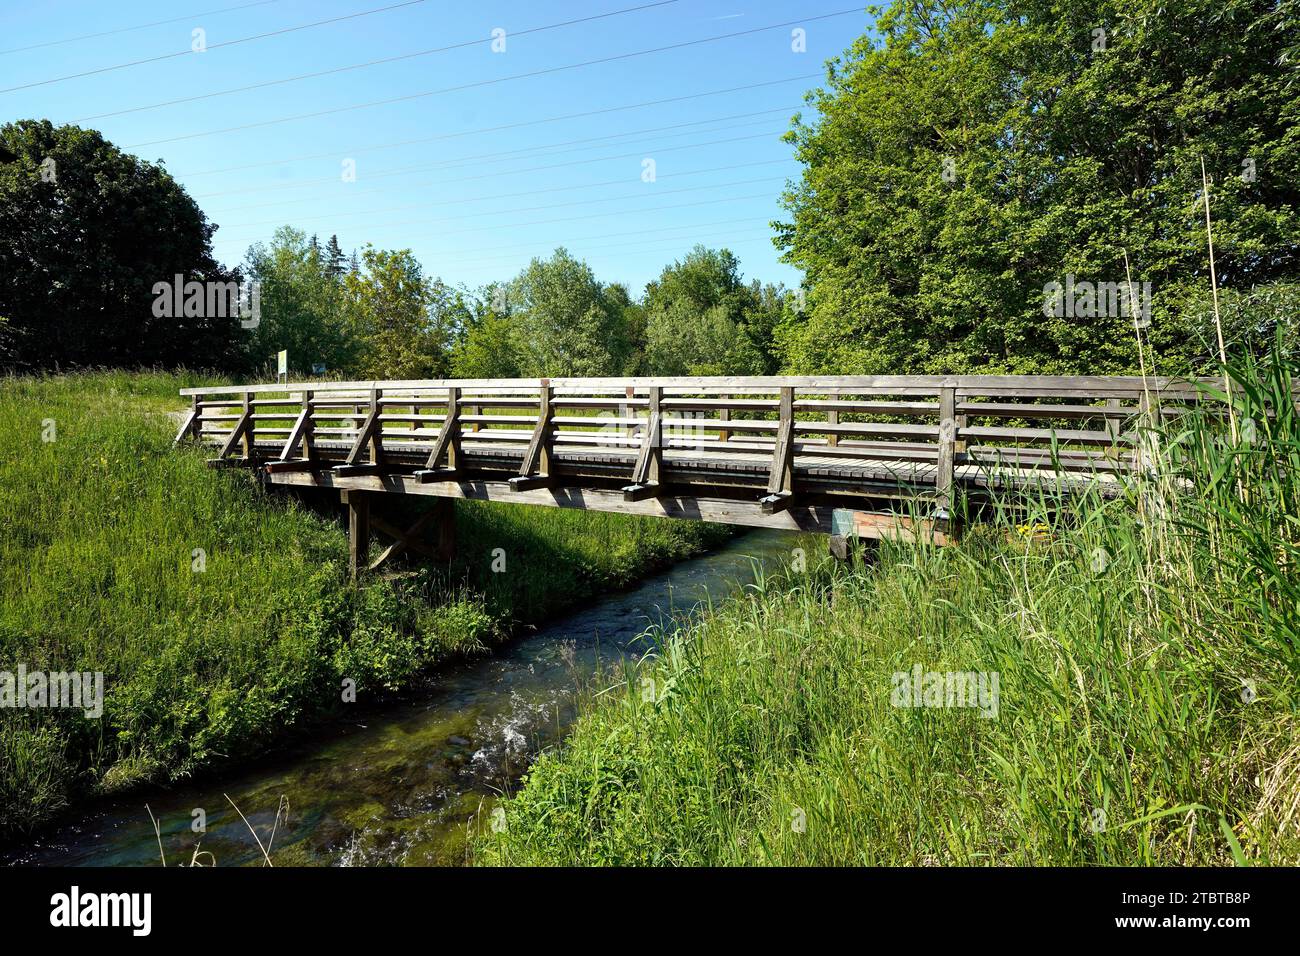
[476, 350, 1300, 866]
[0, 370, 728, 837]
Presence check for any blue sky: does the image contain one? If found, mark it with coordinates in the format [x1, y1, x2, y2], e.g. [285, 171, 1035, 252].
[2, 1, 869, 295]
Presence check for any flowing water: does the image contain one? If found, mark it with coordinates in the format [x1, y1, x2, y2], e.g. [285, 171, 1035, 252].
[8, 530, 796, 867]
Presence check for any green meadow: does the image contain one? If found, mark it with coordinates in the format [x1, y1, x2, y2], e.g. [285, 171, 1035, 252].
[0, 371, 726, 836]
[477, 354, 1300, 866]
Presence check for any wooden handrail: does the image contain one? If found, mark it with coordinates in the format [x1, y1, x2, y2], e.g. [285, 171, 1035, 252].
[180, 373, 1220, 398]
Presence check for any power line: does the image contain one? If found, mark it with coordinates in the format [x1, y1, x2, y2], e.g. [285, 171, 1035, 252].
[0, 0, 289, 56]
[196, 117, 791, 202]
[195, 128, 788, 201]
[176, 75, 818, 178]
[75, 0, 683, 121]
[126, 7, 862, 148]
[217, 189, 782, 247]
[430, 229, 778, 271]
[220, 173, 789, 231]
[265, 215, 767, 261]
[0, 0, 430, 94]
[221, 215, 767, 259]
[211, 156, 794, 217]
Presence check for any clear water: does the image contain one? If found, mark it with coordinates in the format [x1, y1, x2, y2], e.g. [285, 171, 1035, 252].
[8, 530, 797, 867]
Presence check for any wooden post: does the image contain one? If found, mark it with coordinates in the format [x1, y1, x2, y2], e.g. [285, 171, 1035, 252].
[1104, 397, 1122, 456]
[368, 387, 383, 465]
[445, 387, 461, 471]
[622, 386, 634, 446]
[623, 385, 663, 500]
[344, 490, 370, 583]
[240, 390, 254, 459]
[935, 386, 957, 511]
[827, 389, 839, 448]
[538, 381, 553, 477]
[646, 385, 662, 484]
[760, 386, 795, 513]
[510, 381, 555, 490]
[718, 393, 731, 444]
[302, 390, 316, 459]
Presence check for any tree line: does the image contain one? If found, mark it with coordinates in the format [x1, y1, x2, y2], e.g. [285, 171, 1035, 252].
[241, 227, 791, 380]
[3, 0, 1297, 379]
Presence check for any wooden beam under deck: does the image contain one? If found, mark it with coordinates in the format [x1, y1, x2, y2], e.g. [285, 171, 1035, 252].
[266, 469, 950, 540]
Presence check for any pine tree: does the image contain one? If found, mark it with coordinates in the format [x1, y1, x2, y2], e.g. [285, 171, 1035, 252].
[325, 234, 346, 278]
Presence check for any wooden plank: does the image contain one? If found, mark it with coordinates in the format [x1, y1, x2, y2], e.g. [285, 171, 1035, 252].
[836, 509, 953, 546]
[515, 382, 552, 481]
[957, 401, 1137, 420]
[218, 393, 253, 459]
[270, 471, 843, 532]
[332, 463, 384, 477]
[423, 385, 461, 472]
[277, 390, 314, 462]
[622, 483, 661, 502]
[182, 373, 1219, 398]
[760, 492, 793, 515]
[508, 474, 554, 491]
[368, 512, 437, 570]
[172, 402, 199, 446]
[343, 388, 383, 466]
[960, 425, 1127, 446]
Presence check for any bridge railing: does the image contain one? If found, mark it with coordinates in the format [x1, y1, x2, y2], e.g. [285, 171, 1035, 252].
[177, 374, 1219, 511]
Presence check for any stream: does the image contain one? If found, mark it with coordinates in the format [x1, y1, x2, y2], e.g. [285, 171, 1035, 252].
[7, 529, 797, 867]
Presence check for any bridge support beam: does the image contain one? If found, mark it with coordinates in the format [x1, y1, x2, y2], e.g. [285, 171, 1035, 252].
[342, 490, 370, 583]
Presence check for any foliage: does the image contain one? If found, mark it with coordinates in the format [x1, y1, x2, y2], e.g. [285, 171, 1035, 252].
[341, 246, 469, 379]
[642, 246, 783, 375]
[506, 248, 632, 376]
[0, 120, 248, 372]
[244, 227, 355, 376]
[776, 0, 1300, 375]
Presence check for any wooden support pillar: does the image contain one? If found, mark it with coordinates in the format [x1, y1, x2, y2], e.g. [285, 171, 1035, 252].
[718, 393, 731, 444]
[343, 490, 370, 583]
[826, 391, 839, 448]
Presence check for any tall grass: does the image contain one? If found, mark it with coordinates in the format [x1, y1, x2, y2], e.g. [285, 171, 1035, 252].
[0, 371, 726, 837]
[477, 353, 1299, 866]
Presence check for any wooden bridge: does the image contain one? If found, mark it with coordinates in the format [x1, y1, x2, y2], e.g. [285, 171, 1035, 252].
[175, 374, 1205, 578]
